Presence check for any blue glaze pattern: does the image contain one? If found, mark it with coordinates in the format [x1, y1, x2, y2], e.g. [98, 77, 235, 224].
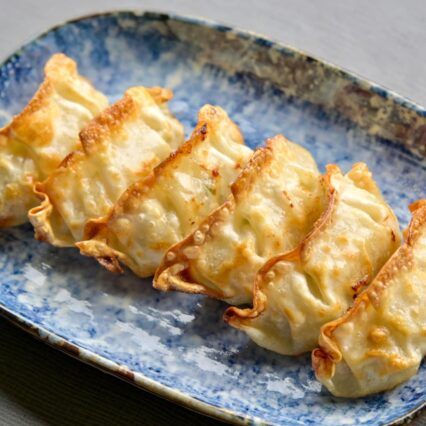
[0, 11, 425, 426]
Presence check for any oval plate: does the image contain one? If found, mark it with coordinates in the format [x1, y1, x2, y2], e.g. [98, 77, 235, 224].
[0, 11, 425, 426]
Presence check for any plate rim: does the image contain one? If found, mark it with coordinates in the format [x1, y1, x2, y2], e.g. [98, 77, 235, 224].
[2, 9, 426, 119]
[0, 303, 255, 426]
[3, 304, 426, 426]
[0, 9, 425, 426]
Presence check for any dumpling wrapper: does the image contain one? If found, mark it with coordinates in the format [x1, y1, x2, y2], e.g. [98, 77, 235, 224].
[77, 105, 253, 277]
[154, 134, 324, 305]
[0, 53, 108, 227]
[29, 86, 184, 246]
[312, 200, 426, 397]
[225, 163, 401, 355]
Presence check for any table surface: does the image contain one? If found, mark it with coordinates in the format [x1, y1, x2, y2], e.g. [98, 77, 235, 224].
[0, 1, 425, 425]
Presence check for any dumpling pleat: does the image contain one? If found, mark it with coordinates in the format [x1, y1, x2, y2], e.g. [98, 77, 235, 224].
[0, 53, 108, 227]
[312, 200, 426, 397]
[28, 86, 184, 246]
[224, 163, 401, 356]
[77, 105, 252, 277]
[154, 134, 324, 305]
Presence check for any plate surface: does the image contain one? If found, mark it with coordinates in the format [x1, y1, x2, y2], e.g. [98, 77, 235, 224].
[1, 11, 426, 426]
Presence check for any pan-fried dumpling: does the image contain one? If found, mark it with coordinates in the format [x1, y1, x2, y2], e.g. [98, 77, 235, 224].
[154, 135, 324, 305]
[0, 53, 108, 227]
[312, 200, 426, 397]
[225, 163, 401, 355]
[77, 105, 252, 277]
[28, 86, 184, 247]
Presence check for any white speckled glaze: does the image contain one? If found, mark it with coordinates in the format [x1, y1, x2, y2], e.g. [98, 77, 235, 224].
[0, 11, 425, 426]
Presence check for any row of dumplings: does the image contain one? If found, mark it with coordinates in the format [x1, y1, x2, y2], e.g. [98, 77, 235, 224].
[1, 54, 425, 398]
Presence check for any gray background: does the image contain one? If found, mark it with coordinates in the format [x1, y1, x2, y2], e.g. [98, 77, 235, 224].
[0, 1, 425, 425]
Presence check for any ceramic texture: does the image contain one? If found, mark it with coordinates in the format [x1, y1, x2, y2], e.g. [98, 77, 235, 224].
[0, 11, 425, 426]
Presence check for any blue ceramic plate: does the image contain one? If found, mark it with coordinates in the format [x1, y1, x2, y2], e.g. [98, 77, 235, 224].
[0, 11, 425, 426]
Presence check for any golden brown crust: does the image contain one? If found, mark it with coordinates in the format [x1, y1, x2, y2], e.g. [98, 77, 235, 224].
[62, 88, 165, 163]
[28, 85, 174, 244]
[312, 199, 426, 380]
[230, 137, 275, 201]
[153, 134, 296, 297]
[29, 179, 75, 246]
[145, 87, 173, 104]
[97, 256, 124, 273]
[0, 55, 78, 228]
[407, 200, 426, 243]
[29, 183, 52, 242]
[83, 214, 111, 241]
[0, 53, 92, 148]
[1, 54, 108, 228]
[153, 198, 235, 297]
[154, 150, 334, 300]
[346, 162, 383, 199]
[1, 81, 54, 147]
[116, 107, 216, 212]
[223, 165, 338, 325]
[79, 87, 172, 154]
[76, 233, 124, 274]
[43, 53, 107, 114]
[78, 105, 239, 271]
[82, 107, 213, 234]
[76, 174, 156, 260]
[79, 92, 138, 154]
[6, 54, 72, 123]
[148, 104, 238, 180]
[0, 55, 62, 148]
